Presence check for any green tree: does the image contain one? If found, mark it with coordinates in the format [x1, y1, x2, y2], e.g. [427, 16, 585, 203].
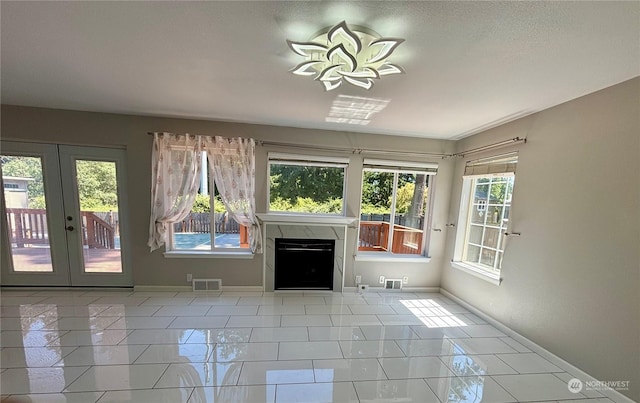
[76, 160, 118, 211]
[362, 171, 393, 209]
[1, 156, 45, 207]
[192, 193, 226, 213]
[270, 165, 344, 204]
[2, 157, 122, 212]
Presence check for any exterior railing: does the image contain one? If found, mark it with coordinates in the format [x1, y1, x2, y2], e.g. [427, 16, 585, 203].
[5, 208, 49, 247]
[81, 211, 115, 249]
[6, 208, 116, 249]
[358, 221, 423, 255]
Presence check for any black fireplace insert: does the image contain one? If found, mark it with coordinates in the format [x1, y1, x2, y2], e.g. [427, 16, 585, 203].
[274, 238, 335, 290]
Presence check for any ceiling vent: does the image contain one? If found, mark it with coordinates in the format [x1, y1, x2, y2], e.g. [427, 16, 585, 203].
[192, 278, 222, 292]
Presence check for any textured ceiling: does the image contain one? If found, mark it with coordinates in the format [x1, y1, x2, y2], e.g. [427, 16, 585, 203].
[1, 1, 638, 139]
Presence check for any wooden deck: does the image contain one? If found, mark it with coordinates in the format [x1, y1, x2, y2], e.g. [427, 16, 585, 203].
[10, 247, 122, 273]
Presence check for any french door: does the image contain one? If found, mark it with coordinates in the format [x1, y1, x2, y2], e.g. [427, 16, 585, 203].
[1, 142, 132, 287]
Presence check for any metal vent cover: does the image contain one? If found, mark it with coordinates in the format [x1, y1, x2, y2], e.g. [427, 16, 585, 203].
[385, 279, 403, 290]
[192, 278, 222, 292]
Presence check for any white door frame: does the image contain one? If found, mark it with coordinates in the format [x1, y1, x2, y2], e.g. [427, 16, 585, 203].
[1, 141, 132, 287]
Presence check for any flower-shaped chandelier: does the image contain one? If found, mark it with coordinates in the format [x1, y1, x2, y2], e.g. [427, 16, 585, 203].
[287, 21, 405, 91]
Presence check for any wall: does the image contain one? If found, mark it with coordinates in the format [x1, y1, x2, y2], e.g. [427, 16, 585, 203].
[441, 77, 640, 401]
[0, 105, 454, 289]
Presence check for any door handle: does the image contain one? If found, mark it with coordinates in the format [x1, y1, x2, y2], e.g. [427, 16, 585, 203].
[65, 226, 74, 231]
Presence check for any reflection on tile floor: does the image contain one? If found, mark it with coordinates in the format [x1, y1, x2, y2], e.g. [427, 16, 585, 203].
[0, 290, 616, 402]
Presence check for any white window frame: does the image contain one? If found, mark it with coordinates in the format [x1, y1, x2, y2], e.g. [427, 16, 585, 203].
[452, 153, 517, 285]
[357, 159, 438, 258]
[166, 152, 250, 254]
[267, 153, 348, 216]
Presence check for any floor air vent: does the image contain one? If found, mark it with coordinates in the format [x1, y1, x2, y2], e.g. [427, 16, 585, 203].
[192, 278, 222, 292]
[385, 279, 403, 290]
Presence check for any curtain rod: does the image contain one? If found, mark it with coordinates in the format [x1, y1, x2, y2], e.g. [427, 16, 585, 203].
[258, 140, 449, 158]
[148, 131, 208, 136]
[452, 137, 526, 158]
[148, 132, 525, 159]
[148, 132, 448, 158]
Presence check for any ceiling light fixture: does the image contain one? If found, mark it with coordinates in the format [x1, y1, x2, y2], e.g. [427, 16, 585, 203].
[287, 21, 405, 91]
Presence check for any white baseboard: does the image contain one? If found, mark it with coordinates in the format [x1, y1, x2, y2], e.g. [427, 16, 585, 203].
[222, 286, 263, 292]
[133, 285, 192, 292]
[439, 288, 635, 403]
[342, 286, 440, 295]
[133, 285, 264, 293]
[402, 287, 441, 293]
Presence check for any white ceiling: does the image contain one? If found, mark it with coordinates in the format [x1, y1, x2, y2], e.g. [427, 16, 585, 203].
[1, 1, 638, 140]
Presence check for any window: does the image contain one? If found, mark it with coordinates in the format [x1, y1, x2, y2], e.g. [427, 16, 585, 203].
[170, 152, 249, 252]
[268, 153, 347, 215]
[453, 153, 517, 281]
[358, 159, 438, 256]
[3, 183, 20, 189]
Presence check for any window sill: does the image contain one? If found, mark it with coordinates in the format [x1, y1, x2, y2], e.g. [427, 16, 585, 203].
[356, 253, 431, 263]
[451, 261, 501, 285]
[163, 251, 255, 259]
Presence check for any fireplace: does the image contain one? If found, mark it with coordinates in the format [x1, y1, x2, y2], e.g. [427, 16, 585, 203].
[274, 238, 335, 290]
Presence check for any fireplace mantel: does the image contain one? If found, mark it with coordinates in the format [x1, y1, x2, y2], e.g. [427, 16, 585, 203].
[257, 213, 358, 226]
[261, 219, 350, 293]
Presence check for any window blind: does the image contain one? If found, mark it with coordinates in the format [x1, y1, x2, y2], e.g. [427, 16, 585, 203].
[464, 152, 518, 176]
[268, 152, 349, 167]
[362, 158, 438, 174]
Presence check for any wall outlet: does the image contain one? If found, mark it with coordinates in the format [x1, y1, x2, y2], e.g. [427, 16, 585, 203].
[355, 275, 362, 284]
[186, 273, 193, 283]
[402, 276, 409, 284]
[379, 275, 385, 284]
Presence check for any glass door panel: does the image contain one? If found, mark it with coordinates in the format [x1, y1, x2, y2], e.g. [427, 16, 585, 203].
[59, 146, 131, 287]
[0, 142, 131, 287]
[2, 155, 54, 272]
[75, 160, 122, 273]
[1, 142, 70, 286]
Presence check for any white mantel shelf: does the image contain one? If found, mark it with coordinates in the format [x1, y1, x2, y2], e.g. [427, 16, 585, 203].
[256, 213, 358, 226]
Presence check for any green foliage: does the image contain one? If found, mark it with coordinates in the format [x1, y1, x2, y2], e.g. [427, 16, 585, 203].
[359, 203, 390, 215]
[361, 171, 394, 209]
[1, 156, 45, 208]
[395, 182, 415, 214]
[270, 197, 343, 214]
[1, 156, 120, 212]
[192, 193, 226, 213]
[192, 194, 211, 212]
[475, 177, 513, 204]
[75, 160, 118, 211]
[29, 195, 47, 209]
[270, 165, 344, 203]
[361, 171, 419, 210]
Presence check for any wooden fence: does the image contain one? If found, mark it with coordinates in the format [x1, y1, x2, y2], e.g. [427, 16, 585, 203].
[173, 212, 241, 234]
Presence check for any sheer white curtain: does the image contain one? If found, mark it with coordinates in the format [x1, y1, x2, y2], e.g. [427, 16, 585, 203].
[148, 133, 202, 251]
[205, 136, 262, 253]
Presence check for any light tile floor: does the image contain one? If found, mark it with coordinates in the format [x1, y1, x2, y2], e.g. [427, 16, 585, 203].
[0, 289, 620, 402]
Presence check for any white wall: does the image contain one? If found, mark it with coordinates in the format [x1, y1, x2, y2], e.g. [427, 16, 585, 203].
[441, 77, 640, 401]
[0, 105, 454, 290]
